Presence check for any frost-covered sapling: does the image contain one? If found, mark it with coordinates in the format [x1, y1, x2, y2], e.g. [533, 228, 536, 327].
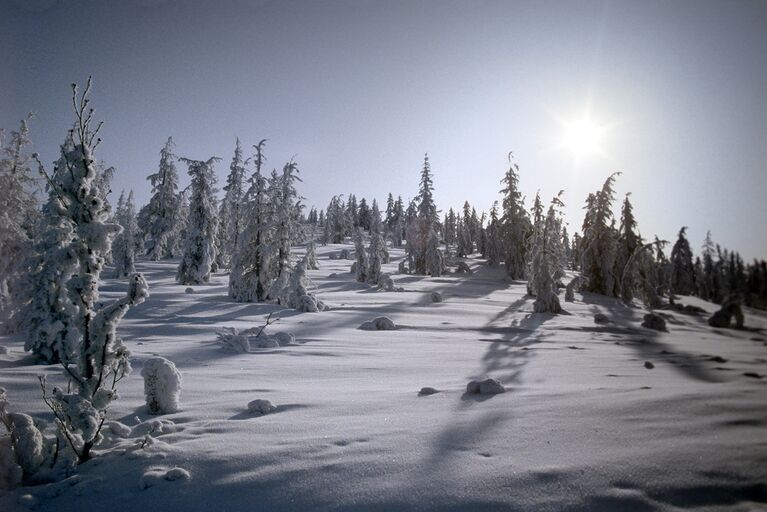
[25, 79, 151, 466]
[141, 357, 182, 414]
[305, 240, 319, 270]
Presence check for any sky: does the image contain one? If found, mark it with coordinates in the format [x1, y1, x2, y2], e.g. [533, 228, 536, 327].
[2, 0, 766, 259]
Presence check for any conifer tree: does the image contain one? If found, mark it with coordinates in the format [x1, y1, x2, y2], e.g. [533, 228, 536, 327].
[615, 193, 641, 302]
[140, 137, 181, 260]
[485, 202, 503, 266]
[499, 154, 530, 280]
[229, 140, 274, 302]
[217, 138, 247, 268]
[580, 173, 621, 296]
[670, 226, 696, 296]
[177, 157, 220, 285]
[369, 199, 382, 235]
[529, 194, 565, 313]
[0, 114, 39, 325]
[21, 79, 149, 463]
[112, 190, 138, 278]
[406, 154, 441, 274]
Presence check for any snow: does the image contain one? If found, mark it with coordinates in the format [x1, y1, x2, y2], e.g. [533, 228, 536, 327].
[1, 243, 766, 510]
[140, 357, 182, 415]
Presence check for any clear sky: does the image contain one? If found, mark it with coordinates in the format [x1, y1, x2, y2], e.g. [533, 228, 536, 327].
[2, 0, 766, 259]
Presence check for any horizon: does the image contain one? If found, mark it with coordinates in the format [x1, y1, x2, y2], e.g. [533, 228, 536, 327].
[2, 0, 766, 259]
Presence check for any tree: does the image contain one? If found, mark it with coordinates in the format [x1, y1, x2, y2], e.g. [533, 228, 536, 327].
[177, 157, 220, 285]
[217, 138, 247, 268]
[270, 160, 303, 291]
[112, 190, 138, 278]
[615, 193, 641, 302]
[369, 199, 382, 235]
[229, 140, 274, 302]
[406, 154, 441, 274]
[354, 229, 369, 283]
[0, 114, 40, 326]
[580, 172, 621, 296]
[485, 202, 503, 266]
[139, 137, 181, 260]
[500, 154, 530, 280]
[529, 194, 565, 313]
[15, 79, 149, 466]
[670, 226, 696, 296]
[358, 198, 371, 231]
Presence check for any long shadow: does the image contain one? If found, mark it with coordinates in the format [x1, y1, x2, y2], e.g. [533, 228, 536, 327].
[422, 308, 552, 473]
[587, 301, 724, 384]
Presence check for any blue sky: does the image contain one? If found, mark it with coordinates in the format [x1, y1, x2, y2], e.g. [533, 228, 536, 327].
[2, 0, 766, 259]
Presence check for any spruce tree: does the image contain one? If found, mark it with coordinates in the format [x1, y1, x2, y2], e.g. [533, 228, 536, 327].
[140, 137, 181, 260]
[670, 226, 696, 296]
[499, 154, 530, 280]
[580, 173, 620, 296]
[217, 138, 247, 268]
[112, 190, 138, 278]
[177, 157, 220, 285]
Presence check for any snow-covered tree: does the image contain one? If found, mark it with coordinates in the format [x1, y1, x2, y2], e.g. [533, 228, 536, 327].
[457, 215, 473, 258]
[367, 230, 388, 284]
[406, 154, 442, 274]
[305, 240, 319, 270]
[580, 172, 621, 296]
[17, 79, 149, 465]
[229, 140, 275, 302]
[670, 226, 696, 296]
[354, 229, 369, 283]
[500, 154, 530, 279]
[139, 137, 181, 260]
[0, 114, 40, 326]
[217, 138, 247, 268]
[177, 157, 220, 285]
[369, 199, 382, 235]
[111, 190, 138, 278]
[529, 194, 565, 313]
[615, 193, 641, 302]
[485, 202, 503, 266]
[268, 160, 303, 299]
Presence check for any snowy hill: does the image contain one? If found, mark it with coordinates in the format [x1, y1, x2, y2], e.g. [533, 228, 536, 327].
[1, 244, 766, 511]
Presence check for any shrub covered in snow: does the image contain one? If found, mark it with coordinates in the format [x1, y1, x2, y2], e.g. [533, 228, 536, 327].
[141, 357, 182, 415]
[708, 302, 744, 329]
[247, 399, 276, 415]
[466, 378, 506, 395]
[431, 291, 443, 303]
[359, 316, 397, 331]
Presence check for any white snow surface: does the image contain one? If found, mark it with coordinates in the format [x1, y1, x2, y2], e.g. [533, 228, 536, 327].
[1, 243, 766, 511]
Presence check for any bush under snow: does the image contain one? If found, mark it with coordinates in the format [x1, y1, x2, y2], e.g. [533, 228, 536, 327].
[247, 399, 276, 415]
[141, 357, 182, 414]
[359, 316, 397, 331]
[466, 378, 506, 395]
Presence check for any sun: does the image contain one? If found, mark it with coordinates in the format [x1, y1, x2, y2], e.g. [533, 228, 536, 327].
[560, 115, 606, 163]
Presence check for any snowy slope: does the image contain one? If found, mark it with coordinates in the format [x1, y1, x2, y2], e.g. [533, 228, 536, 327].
[1, 244, 766, 511]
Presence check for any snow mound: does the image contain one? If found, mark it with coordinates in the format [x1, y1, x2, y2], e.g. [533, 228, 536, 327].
[594, 313, 610, 324]
[217, 328, 297, 352]
[641, 313, 667, 332]
[141, 357, 182, 414]
[431, 292, 443, 303]
[359, 316, 397, 331]
[0, 436, 22, 491]
[185, 287, 195, 294]
[418, 387, 440, 396]
[0, 345, 7, 355]
[140, 467, 191, 489]
[466, 378, 506, 395]
[105, 420, 132, 438]
[247, 399, 276, 415]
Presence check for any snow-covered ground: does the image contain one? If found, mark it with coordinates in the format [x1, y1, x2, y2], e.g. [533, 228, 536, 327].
[1, 244, 766, 511]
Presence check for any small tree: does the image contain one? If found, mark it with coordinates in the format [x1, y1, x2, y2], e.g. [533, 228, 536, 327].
[177, 157, 220, 285]
[112, 190, 138, 278]
[529, 194, 565, 313]
[217, 138, 247, 268]
[670, 226, 696, 296]
[12, 79, 150, 467]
